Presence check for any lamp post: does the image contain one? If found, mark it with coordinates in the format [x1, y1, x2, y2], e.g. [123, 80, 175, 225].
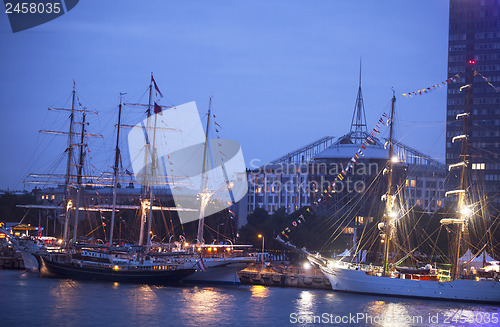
[258, 234, 264, 265]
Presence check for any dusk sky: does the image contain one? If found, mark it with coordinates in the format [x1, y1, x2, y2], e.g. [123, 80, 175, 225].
[0, 0, 451, 191]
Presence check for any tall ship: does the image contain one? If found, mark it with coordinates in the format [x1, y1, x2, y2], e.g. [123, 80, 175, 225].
[311, 83, 499, 303]
[9, 75, 254, 284]
[131, 95, 256, 284]
[8, 78, 199, 284]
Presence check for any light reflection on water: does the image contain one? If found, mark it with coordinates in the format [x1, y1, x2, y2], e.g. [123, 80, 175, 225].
[178, 286, 235, 326]
[1, 270, 499, 327]
[127, 285, 161, 316]
[250, 284, 270, 298]
[295, 290, 315, 315]
[366, 301, 412, 327]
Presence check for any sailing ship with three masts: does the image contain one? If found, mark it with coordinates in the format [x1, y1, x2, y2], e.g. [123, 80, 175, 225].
[12, 74, 254, 284]
[310, 73, 499, 303]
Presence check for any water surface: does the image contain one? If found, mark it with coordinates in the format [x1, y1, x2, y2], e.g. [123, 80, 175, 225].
[1, 270, 498, 326]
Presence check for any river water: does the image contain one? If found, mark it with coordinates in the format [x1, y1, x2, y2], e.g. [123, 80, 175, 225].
[0, 270, 498, 327]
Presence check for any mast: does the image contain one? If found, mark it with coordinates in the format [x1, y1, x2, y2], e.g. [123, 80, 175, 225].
[72, 111, 86, 243]
[443, 61, 473, 280]
[196, 97, 212, 244]
[146, 77, 159, 253]
[451, 112, 468, 280]
[139, 76, 153, 246]
[63, 81, 76, 244]
[109, 93, 125, 247]
[382, 91, 396, 276]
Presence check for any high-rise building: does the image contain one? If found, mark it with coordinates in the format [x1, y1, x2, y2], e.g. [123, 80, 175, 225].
[446, 0, 500, 212]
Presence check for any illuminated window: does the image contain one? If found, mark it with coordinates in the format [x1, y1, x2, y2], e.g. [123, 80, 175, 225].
[51, 195, 55, 200]
[405, 179, 409, 187]
[343, 227, 354, 234]
[411, 180, 416, 187]
[472, 163, 485, 170]
[437, 200, 442, 207]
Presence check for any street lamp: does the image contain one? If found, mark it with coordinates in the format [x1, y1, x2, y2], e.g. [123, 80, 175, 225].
[258, 234, 264, 265]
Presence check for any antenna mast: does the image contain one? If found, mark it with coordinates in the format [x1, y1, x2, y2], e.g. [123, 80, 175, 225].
[350, 60, 368, 143]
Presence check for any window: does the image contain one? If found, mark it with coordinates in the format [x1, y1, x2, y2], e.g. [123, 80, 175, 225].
[472, 163, 485, 170]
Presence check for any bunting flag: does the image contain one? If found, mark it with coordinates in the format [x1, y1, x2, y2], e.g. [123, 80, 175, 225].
[402, 73, 461, 98]
[473, 69, 500, 92]
[214, 121, 222, 129]
[151, 75, 163, 97]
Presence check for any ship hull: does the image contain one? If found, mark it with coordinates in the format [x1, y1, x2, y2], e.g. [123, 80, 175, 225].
[321, 265, 500, 304]
[18, 249, 40, 273]
[182, 257, 255, 285]
[39, 256, 194, 284]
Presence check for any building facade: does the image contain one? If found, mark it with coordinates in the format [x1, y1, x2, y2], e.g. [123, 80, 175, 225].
[244, 135, 446, 219]
[446, 0, 500, 211]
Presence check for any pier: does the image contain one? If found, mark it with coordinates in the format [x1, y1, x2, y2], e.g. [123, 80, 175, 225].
[0, 244, 24, 270]
[238, 263, 332, 290]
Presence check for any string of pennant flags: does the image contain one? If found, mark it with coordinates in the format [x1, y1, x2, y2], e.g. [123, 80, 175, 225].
[474, 69, 500, 92]
[402, 73, 462, 98]
[279, 112, 390, 240]
[402, 68, 499, 98]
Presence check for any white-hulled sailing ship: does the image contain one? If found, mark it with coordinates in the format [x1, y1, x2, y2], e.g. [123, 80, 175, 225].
[313, 87, 500, 303]
[126, 95, 255, 284]
[174, 98, 255, 285]
[12, 75, 254, 284]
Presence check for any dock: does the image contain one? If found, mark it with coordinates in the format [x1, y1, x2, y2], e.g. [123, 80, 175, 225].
[238, 263, 332, 290]
[0, 244, 25, 269]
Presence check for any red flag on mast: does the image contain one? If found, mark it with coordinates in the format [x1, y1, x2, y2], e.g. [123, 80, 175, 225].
[151, 75, 163, 97]
[154, 102, 162, 114]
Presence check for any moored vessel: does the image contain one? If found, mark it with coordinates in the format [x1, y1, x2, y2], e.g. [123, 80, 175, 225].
[314, 88, 499, 303]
